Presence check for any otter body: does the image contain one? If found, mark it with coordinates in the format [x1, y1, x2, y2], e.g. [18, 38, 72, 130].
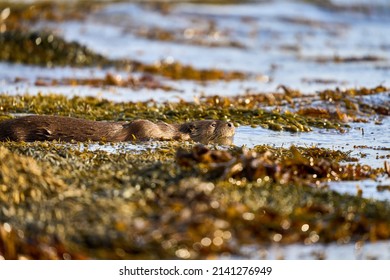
[0, 115, 235, 144]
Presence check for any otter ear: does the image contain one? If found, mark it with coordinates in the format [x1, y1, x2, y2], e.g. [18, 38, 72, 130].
[180, 123, 196, 133]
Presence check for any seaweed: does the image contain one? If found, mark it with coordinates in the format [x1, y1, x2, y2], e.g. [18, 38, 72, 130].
[0, 31, 111, 67]
[0, 93, 343, 131]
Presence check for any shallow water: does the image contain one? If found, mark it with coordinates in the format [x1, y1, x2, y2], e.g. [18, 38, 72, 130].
[235, 117, 390, 168]
[327, 179, 390, 201]
[242, 240, 390, 260]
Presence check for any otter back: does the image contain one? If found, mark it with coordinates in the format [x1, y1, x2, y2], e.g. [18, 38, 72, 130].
[0, 115, 126, 142]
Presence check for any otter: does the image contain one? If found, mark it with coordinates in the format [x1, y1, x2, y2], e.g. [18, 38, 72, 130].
[0, 115, 235, 145]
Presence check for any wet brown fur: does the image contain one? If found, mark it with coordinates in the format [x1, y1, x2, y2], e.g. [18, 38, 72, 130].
[0, 115, 235, 144]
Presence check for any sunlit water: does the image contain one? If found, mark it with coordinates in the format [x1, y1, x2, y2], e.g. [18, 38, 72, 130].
[241, 240, 390, 260]
[235, 118, 390, 168]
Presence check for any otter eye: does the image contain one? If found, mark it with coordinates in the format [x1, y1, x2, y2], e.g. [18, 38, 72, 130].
[211, 122, 217, 128]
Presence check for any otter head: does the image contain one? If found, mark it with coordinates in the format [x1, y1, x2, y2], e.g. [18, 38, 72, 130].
[182, 120, 235, 145]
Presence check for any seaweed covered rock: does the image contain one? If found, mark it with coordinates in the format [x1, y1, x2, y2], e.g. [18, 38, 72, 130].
[0, 147, 78, 259]
[176, 145, 379, 184]
[0, 31, 110, 67]
[0, 146, 66, 205]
